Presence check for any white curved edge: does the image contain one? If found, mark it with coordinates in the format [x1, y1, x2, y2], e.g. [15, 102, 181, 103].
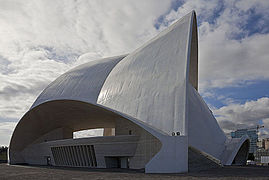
[141, 12, 196, 173]
[184, 10, 196, 136]
[30, 54, 127, 110]
[187, 83, 227, 160]
[10, 98, 188, 173]
[222, 135, 250, 165]
[97, 11, 196, 136]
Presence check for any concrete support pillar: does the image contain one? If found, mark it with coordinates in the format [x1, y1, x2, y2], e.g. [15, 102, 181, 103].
[103, 128, 115, 136]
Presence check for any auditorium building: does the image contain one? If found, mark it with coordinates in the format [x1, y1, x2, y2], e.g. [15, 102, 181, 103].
[9, 11, 249, 173]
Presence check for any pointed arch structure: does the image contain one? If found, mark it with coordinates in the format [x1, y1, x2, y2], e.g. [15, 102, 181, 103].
[9, 11, 249, 173]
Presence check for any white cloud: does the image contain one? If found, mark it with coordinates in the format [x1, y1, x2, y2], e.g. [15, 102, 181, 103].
[0, 0, 172, 118]
[199, 21, 269, 90]
[0, 122, 17, 146]
[0, 0, 172, 145]
[213, 97, 269, 136]
[75, 52, 102, 66]
[159, 0, 269, 92]
[73, 129, 103, 139]
[161, 0, 223, 27]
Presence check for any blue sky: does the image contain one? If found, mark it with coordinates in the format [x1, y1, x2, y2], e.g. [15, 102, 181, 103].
[204, 80, 269, 109]
[1, 0, 269, 145]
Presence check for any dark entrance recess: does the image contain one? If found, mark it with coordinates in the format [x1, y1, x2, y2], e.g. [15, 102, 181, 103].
[45, 156, 51, 166]
[105, 157, 129, 168]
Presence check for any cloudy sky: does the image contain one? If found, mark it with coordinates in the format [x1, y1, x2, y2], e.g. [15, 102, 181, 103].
[1, 0, 269, 146]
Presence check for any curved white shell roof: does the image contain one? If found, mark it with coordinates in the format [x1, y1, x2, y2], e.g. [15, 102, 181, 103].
[31, 55, 126, 109]
[97, 12, 196, 135]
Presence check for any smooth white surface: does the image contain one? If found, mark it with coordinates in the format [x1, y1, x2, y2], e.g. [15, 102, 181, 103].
[188, 83, 250, 164]
[188, 83, 226, 159]
[98, 11, 195, 136]
[31, 55, 126, 109]
[146, 135, 188, 173]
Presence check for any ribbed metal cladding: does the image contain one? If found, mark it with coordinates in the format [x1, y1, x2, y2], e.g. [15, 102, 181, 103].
[51, 145, 97, 167]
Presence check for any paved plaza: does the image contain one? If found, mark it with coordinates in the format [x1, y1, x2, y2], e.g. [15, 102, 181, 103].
[0, 164, 269, 179]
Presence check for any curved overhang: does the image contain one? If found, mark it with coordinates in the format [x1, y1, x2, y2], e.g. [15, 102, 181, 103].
[31, 55, 127, 109]
[9, 99, 165, 164]
[222, 135, 250, 165]
[10, 54, 128, 164]
[10, 100, 116, 163]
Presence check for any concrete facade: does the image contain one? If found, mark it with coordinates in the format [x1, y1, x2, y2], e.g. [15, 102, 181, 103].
[9, 11, 249, 173]
[264, 138, 269, 150]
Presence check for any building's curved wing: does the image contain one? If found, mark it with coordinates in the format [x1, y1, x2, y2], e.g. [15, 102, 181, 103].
[31, 55, 126, 109]
[221, 135, 250, 165]
[187, 83, 227, 159]
[9, 55, 127, 164]
[98, 11, 198, 136]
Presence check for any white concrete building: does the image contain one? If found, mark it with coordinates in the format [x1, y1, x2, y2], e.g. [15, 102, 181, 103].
[9, 11, 250, 173]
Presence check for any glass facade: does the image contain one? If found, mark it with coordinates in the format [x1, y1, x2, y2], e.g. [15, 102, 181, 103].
[231, 129, 258, 153]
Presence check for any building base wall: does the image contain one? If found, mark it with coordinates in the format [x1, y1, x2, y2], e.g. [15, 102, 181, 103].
[115, 118, 162, 169]
[20, 135, 139, 168]
[145, 136, 188, 173]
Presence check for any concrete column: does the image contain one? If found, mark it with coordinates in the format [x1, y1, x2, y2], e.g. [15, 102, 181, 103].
[103, 128, 115, 136]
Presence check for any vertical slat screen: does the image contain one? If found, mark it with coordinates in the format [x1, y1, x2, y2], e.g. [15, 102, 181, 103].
[51, 145, 97, 167]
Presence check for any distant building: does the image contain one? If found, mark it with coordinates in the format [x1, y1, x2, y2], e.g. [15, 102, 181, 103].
[255, 149, 269, 164]
[256, 138, 269, 151]
[231, 129, 258, 153]
[264, 138, 269, 150]
[257, 139, 265, 149]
